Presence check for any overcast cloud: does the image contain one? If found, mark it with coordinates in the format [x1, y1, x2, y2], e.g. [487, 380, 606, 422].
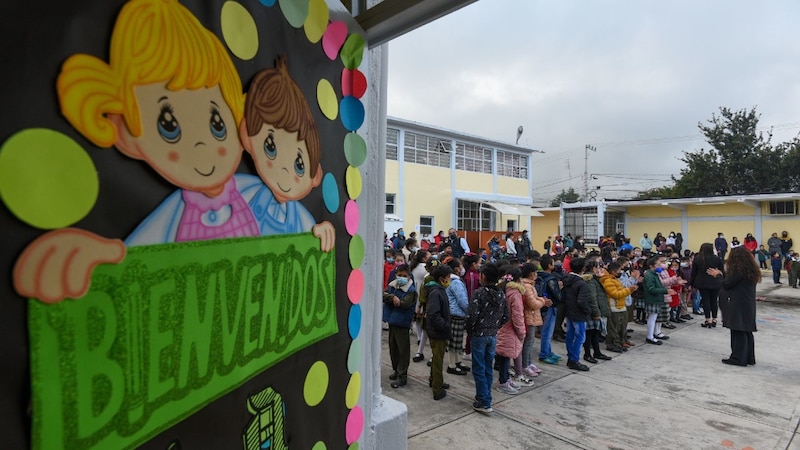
[386, 0, 800, 205]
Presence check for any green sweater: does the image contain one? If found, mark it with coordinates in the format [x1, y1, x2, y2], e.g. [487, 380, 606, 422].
[643, 269, 668, 305]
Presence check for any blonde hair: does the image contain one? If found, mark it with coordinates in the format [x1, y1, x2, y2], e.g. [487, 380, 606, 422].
[57, 0, 244, 147]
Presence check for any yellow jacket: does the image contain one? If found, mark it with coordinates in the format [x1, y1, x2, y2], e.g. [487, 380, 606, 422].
[600, 273, 633, 311]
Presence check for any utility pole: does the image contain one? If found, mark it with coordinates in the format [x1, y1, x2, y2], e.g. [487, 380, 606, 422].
[583, 144, 596, 201]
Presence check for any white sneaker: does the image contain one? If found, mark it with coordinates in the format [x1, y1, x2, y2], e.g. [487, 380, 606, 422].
[522, 367, 539, 378]
[507, 379, 521, 390]
[515, 375, 535, 386]
[462, 353, 472, 361]
[528, 363, 543, 374]
[496, 381, 519, 395]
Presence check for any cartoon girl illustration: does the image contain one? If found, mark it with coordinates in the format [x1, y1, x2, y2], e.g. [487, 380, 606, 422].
[14, 0, 257, 302]
[237, 56, 335, 252]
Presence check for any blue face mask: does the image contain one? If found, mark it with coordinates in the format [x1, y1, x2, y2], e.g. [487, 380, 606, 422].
[395, 276, 408, 286]
[655, 267, 663, 273]
[387, 257, 394, 263]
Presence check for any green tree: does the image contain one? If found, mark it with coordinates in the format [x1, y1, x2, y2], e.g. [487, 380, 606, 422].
[550, 187, 581, 206]
[637, 106, 796, 198]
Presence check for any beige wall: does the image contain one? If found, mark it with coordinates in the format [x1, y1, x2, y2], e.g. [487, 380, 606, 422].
[454, 171, 493, 192]
[530, 210, 560, 253]
[401, 164, 452, 234]
[385, 160, 400, 194]
[625, 206, 681, 218]
[686, 203, 754, 217]
[497, 177, 529, 196]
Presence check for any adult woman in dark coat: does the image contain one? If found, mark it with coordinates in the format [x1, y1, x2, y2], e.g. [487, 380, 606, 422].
[690, 243, 724, 328]
[707, 246, 759, 366]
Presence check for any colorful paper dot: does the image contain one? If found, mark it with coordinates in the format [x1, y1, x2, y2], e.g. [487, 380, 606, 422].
[349, 234, 364, 269]
[341, 69, 367, 99]
[344, 200, 359, 235]
[345, 372, 361, 409]
[304, 361, 329, 406]
[345, 166, 362, 200]
[340, 33, 365, 69]
[0, 129, 99, 229]
[322, 172, 340, 213]
[312, 442, 327, 450]
[344, 133, 367, 167]
[220, 1, 259, 60]
[279, 0, 309, 28]
[259, 0, 276, 5]
[347, 338, 361, 374]
[348, 304, 361, 339]
[348, 444, 359, 450]
[317, 79, 338, 120]
[347, 269, 364, 304]
[304, 0, 329, 43]
[345, 406, 364, 445]
[322, 21, 348, 60]
[340, 96, 365, 132]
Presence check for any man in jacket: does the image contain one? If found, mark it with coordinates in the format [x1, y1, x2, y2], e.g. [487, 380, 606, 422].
[767, 232, 782, 257]
[536, 255, 563, 364]
[640, 233, 653, 256]
[560, 257, 591, 371]
[465, 263, 508, 414]
[780, 231, 793, 264]
[715, 232, 729, 261]
[383, 264, 418, 388]
[425, 264, 454, 400]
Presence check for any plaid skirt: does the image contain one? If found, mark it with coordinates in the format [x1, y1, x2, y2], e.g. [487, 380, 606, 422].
[657, 303, 670, 322]
[448, 316, 465, 352]
[635, 297, 645, 309]
[586, 318, 603, 331]
[643, 302, 661, 316]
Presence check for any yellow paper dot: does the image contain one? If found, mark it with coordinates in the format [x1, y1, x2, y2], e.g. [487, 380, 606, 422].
[345, 372, 361, 409]
[346, 166, 362, 199]
[304, 0, 329, 43]
[317, 79, 338, 120]
[221, 1, 259, 60]
[0, 128, 98, 229]
[304, 361, 329, 406]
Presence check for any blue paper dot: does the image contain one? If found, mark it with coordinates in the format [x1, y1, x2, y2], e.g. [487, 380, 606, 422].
[259, 0, 277, 6]
[348, 304, 362, 339]
[340, 96, 365, 132]
[322, 172, 339, 213]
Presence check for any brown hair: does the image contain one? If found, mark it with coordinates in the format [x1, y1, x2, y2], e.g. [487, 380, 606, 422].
[725, 246, 762, 284]
[245, 55, 321, 177]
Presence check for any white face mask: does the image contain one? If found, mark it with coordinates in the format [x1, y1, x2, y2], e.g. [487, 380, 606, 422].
[459, 267, 466, 276]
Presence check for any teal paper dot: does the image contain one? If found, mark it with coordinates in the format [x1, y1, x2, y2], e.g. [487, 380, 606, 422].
[347, 338, 361, 374]
[348, 304, 361, 339]
[340, 97, 365, 132]
[344, 133, 367, 167]
[322, 172, 339, 213]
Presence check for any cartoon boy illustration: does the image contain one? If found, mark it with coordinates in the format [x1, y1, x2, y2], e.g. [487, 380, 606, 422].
[14, 0, 256, 302]
[237, 56, 335, 252]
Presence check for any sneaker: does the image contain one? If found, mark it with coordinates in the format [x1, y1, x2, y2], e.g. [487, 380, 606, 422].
[567, 360, 590, 371]
[509, 367, 516, 377]
[508, 379, 521, 389]
[528, 364, 543, 374]
[496, 381, 520, 395]
[549, 353, 563, 361]
[522, 367, 539, 378]
[539, 356, 558, 365]
[461, 353, 472, 361]
[515, 375, 535, 386]
[472, 402, 493, 414]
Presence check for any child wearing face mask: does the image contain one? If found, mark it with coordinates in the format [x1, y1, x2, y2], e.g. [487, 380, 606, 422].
[445, 259, 471, 375]
[383, 264, 418, 388]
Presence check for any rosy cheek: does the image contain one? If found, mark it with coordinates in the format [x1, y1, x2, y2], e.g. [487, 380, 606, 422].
[217, 146, 227, 157]
[266, 161, 273, 169]
[168, 151, 179, 162]
[293, 175, 300, 184]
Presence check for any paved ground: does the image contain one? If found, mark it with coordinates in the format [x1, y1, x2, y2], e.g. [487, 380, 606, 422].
[380, 273, 800, 450]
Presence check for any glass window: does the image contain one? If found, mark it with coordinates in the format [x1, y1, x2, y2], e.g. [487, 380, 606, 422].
[563, 207, 599, 244]
[768, 201, 797, 215]
[496, 150, 528, 179]
[455, 142, 492, 174]
[419, 216, 434, 236]
[457, 200, 495, 231]
[403, 131, 451, 168]
[386, 193, 396, 214]
[386, 128, 398, 160]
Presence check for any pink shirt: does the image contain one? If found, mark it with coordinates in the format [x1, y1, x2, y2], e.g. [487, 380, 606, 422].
[176, 178, 259, 242]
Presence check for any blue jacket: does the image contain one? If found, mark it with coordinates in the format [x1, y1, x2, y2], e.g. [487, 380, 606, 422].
[382, 279, 417, 328]
[446, 275, 469, 318]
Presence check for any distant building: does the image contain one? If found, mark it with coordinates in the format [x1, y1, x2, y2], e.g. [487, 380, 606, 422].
[384, 116, 542, 241]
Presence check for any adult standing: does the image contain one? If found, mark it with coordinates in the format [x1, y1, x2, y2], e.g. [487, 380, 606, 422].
[520, 230, 533, 258]
[505, 232, 517, 258]
[674, 232, 684, 254]
[714, 232, 729, 261]
[707, 246, 759, 366]
[392, 228, 406, 250]
[640, 233, 653, 256]
[780, 231, 793, 263]
[690, 243, 724, 328]
[446, 227, 470, 259]
[743, 233, 758, 254]
[767, 232, 782, 257]
[543, 236, 552, 255]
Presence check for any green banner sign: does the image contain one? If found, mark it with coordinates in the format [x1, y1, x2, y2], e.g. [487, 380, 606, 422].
[29, 234, 337, 449]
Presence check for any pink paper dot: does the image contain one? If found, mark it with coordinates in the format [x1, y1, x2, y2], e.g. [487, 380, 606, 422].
[347, 269, 364, 304]
[344, 200, 359, 236]
[345, 406, 364, 445]
[322, 21, 348, 60]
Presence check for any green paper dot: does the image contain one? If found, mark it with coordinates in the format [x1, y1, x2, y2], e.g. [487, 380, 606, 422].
[0, 128, 98, 229]
[344, 133, 367, 167]
[312, 442, 327, 450]
[340, 33, 365, 69]
[279, 0, 309, 28]
[349, 235, 364, 269]
[348, 443, 359, 450]
[347, 338, 360, 374]
[304, 361, 329, 406]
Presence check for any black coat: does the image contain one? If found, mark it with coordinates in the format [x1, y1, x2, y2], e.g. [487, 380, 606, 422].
[719, 273, 757, 332]
[425, 283, 451, 340]
[561, 273, 591, 322]
[690, 255, 724, 290]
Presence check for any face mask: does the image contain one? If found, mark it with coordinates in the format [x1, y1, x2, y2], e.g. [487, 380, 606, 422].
[680, 263, 688, 267]
[395, 276, 408, 286]
[634, 251, 642, 257]
[555, 262, 563, 267]
[386, 257, 394, 263]
[720, 235, 724, 238]
[655, 267, 663, 273]
[440, 279, 451, 288]
[459, 267, 466, 276]
[579, 240, 584, 244]
[395, 261, 404, 266]
[614, 273, 622, 278]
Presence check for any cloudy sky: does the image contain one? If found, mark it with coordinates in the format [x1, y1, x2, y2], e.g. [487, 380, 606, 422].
[386, 0, 800, 205]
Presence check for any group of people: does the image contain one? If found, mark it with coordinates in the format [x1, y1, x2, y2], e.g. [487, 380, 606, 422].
[382, 229, 768, 414]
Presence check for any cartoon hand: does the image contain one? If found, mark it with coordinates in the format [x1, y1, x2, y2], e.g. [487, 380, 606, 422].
[312, 221, 336, 252]
[13, 228, 126, 304]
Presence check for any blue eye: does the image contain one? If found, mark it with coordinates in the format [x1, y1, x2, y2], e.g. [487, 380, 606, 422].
[157, 104, 181, 143]
[294, 151, 305, 176]
[209, 107, 227, 140]
[263, 133, 277, 159]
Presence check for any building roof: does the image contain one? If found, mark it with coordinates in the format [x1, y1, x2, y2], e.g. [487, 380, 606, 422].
[561, 192, 800, 210]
